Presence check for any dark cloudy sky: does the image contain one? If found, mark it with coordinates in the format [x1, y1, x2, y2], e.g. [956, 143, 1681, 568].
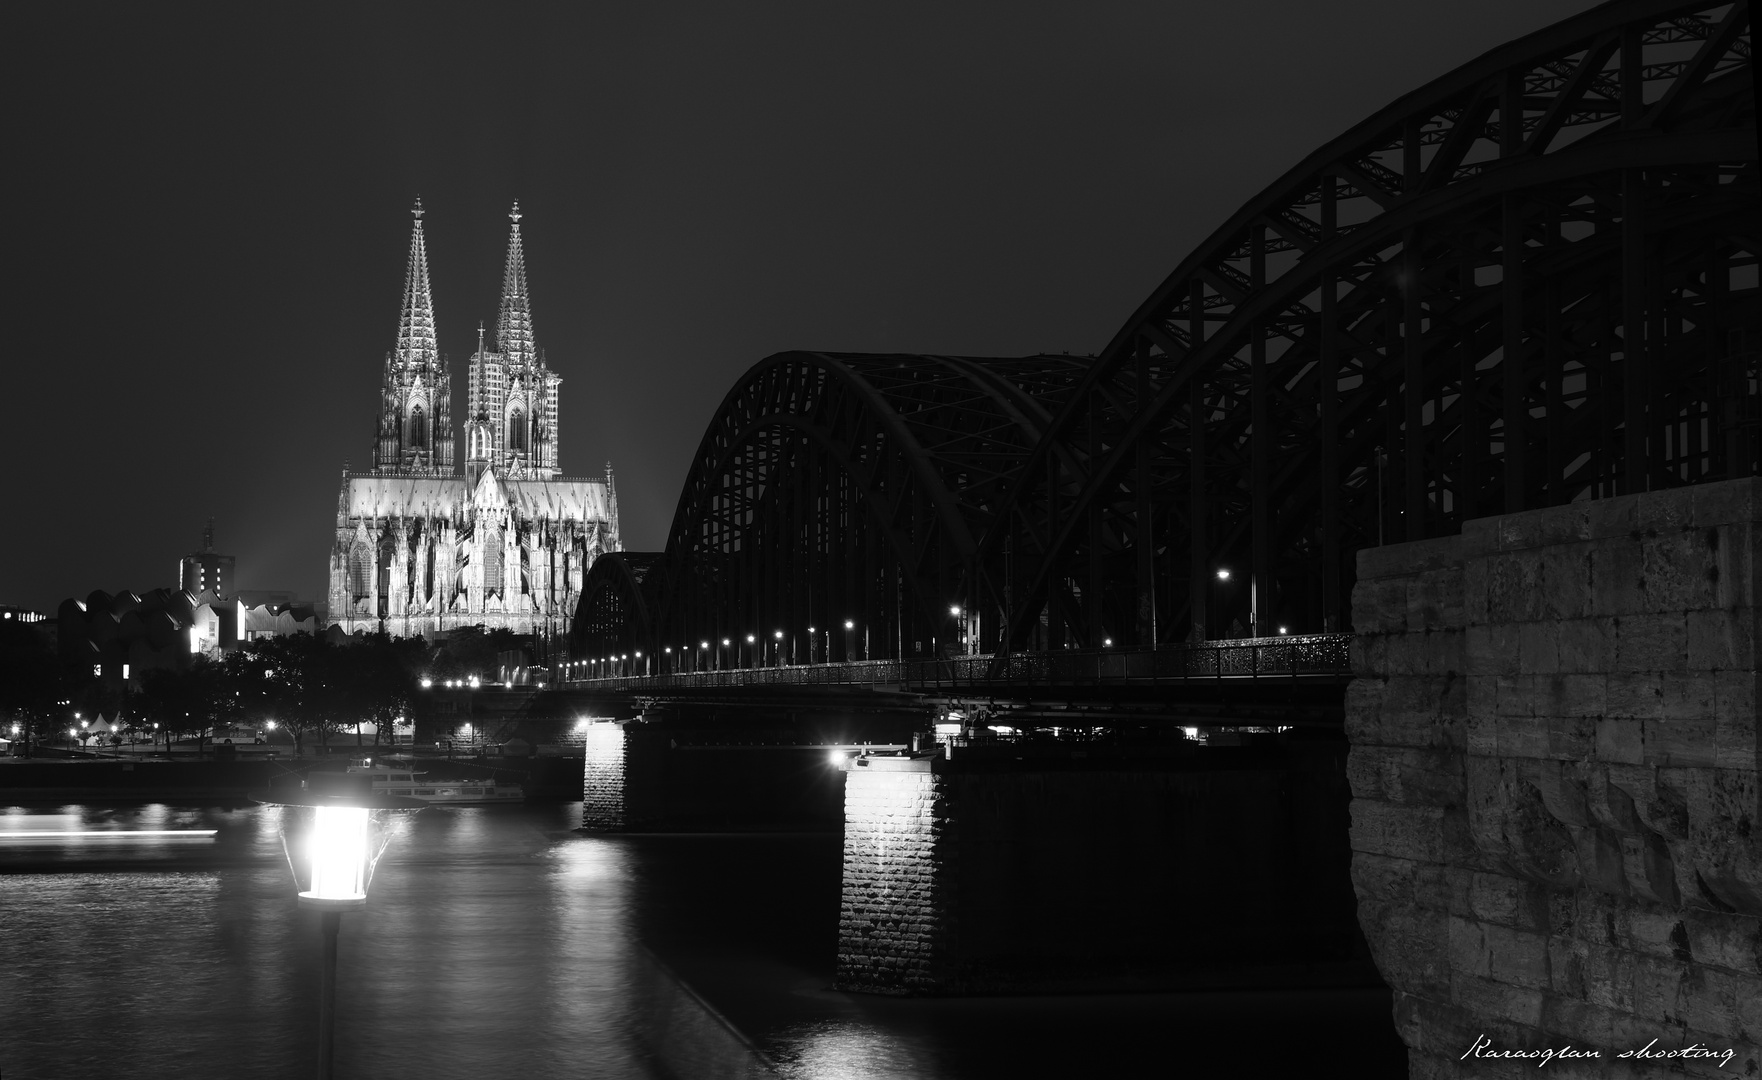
[7, 0, 1592, 615]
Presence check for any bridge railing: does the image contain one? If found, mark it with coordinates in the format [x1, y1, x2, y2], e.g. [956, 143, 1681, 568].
[561, 634, 1350, 691]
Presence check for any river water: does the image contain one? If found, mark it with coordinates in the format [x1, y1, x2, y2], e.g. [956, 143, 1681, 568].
[0, 802, 1407, 1078]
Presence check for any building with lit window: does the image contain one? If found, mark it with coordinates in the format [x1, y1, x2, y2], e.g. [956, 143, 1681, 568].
[179, 520, 236, 597]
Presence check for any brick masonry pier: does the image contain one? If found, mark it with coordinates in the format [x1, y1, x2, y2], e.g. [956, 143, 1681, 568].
[1350, 477, 1762, 1078]
[835, 742, 1370, 995]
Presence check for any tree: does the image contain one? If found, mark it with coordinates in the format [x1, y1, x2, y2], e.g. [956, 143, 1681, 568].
[135, 658, 227, 755]
[0, 620, 63, 757]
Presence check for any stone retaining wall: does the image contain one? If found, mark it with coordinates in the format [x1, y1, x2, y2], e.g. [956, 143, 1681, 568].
[1350, 478, 1762, 1078]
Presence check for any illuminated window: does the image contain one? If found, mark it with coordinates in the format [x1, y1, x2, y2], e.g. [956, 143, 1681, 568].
[508, 408, 527, 453]
[409, 405, 427, 449]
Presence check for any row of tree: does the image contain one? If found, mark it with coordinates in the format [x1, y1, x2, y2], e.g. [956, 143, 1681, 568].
[0, 622, 524, 757]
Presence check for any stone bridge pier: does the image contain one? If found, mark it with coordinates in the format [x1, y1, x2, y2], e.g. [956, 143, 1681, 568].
[833, 740, 1372, 995]
[1350, 477, 1762, 1078]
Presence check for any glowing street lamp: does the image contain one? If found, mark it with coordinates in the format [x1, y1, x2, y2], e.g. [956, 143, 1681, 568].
[264, 773, 423, 1080]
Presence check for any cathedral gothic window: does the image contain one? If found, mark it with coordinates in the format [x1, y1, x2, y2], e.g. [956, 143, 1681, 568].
[409, 405, 427, 449]
[508, 408, 527, 453]
[348, 541, 373, 599]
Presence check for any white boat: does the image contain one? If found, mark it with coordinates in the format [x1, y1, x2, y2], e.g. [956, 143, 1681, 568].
[346, 759, 524, 805]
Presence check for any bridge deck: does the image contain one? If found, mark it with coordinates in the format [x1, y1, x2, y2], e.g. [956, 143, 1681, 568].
[561, 634, 1351, 694]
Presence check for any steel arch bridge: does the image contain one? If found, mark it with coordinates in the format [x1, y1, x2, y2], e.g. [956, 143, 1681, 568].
[574, 0, 1759, 669]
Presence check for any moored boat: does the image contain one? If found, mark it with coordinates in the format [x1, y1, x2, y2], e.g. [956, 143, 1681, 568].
[345, 759, 524, 804]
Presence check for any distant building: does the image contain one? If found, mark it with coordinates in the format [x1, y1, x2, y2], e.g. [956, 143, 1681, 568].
[179, 519, 236, 597]
[0, 605, 55, 650]
[242, 599, 318, 640]
[57, 588, 240, 692]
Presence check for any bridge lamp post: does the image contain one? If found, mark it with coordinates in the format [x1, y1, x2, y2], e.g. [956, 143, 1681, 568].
[663, 646, 671, 674]
[773, 629, 784, 667]
[1214, 568, 1237, 640]
[745, 634, 755, 669]
[806, 627, 815, 665]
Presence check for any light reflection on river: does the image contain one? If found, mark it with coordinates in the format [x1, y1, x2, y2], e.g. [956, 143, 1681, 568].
[1, 802, 659, 1080]
[0, 803, 1406, 1079]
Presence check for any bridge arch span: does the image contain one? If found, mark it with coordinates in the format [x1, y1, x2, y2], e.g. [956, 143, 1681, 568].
[641, 350, 1096, 663]
[982, 0, 1758, 651]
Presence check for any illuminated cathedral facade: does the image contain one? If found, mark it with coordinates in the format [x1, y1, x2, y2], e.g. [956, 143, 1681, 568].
[327, 201, 618, 638]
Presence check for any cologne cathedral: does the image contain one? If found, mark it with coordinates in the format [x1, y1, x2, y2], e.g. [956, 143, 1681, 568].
[326, 200, 619, 639]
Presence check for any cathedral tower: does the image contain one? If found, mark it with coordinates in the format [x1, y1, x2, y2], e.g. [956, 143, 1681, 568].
[467, 202, 562, 480]
[371, 199, 455, 474]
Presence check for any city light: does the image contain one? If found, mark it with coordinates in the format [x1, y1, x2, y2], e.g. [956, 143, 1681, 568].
[420, 677, 432, 688]
[773, 630, 782, 639]
[949, 605, 961, 616]
[1216, 568, 1232, 581]
[1103, 637, 1113, 647]
[1278, 626, 1289, 635]
[746, 634, 755, 643]
[844, 620, 854, 630]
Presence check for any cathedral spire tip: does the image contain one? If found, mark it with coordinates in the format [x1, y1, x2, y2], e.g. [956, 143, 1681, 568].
[509, 199, 522, 225]
[412, 196, 425, 220]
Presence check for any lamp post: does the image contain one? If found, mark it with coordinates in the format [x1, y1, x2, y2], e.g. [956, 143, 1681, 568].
[265, 775, 423, 1080]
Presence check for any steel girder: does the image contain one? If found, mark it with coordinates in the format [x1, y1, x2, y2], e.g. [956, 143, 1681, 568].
[981, 0, 1759, 654]
[640, 351, 1095, 664]
[571, 551, 664, 660]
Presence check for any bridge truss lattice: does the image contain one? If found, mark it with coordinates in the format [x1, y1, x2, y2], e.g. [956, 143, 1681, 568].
[574, 0, 1759, 668]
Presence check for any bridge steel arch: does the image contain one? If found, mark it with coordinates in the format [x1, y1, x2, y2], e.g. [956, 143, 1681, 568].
[570, 551, 665, 664]
[620, 351, 1097, 665]
[575, 1, 1757, 669]
[980, 0, 1759, 654]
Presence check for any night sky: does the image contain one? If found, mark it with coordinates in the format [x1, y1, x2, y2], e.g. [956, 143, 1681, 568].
[8, 1, 1592, 615]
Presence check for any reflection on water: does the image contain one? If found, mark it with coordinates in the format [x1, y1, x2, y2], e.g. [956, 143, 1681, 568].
[0, 803, 662, 1080]
[0, 804, 1406, 1079]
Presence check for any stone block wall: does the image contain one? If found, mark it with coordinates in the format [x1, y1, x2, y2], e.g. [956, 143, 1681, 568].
[581, 721, 665, 830]
[838, 759, 945, 993]
[1350, 478, 1762, 1078]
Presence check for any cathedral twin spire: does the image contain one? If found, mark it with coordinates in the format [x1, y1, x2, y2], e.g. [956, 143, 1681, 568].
[393, 198, 534, 368]
[371, 199, 560, 481]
